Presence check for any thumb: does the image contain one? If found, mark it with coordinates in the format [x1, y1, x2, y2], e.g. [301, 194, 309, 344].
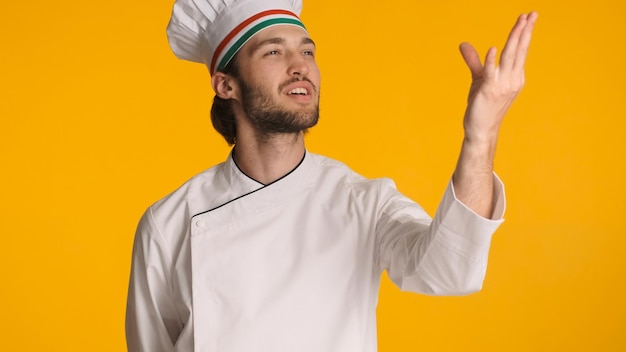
[459, 42, 483, 79]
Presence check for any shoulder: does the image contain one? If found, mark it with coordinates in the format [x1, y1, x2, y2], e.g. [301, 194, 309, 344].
[140, 162, 229, 238]
[307, 152, 398, 194]
[307, 153, 361, 180]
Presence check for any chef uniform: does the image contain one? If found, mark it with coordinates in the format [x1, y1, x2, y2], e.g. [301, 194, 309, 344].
[126, 1, 506, 351]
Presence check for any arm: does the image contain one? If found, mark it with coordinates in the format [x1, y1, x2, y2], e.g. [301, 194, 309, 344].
[453, 12, 538, 218]
[376, 13, 537, 295]
[376, 178, 504, 295]
[126, 209, 180, 352]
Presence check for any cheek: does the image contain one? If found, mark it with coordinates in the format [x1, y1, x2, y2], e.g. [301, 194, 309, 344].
[239, 71, 278, 94]
[308, 64, 321, 86]
[253, 67, 282, 86]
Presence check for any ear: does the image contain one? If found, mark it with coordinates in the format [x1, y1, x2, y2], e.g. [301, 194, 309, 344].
[211, 72, 239, 100]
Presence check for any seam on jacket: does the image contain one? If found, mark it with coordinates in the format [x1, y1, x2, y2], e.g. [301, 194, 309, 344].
[372, 178, 385, 273]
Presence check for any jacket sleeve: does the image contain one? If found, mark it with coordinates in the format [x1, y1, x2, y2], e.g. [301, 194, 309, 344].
[375, 174, 505, 295]
[126, 208, 181, 352]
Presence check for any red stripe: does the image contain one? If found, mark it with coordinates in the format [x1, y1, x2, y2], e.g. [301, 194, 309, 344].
[210, 9, 298, 73]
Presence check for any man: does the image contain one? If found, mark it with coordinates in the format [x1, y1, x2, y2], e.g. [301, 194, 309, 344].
[126, 0, 537, 350]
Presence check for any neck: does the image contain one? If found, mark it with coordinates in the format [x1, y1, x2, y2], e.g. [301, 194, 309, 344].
[233, 130, 306, 185]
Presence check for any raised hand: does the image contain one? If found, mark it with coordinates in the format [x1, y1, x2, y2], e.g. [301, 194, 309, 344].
[459, 12, 538, 142]
[452, 12, 538, 218]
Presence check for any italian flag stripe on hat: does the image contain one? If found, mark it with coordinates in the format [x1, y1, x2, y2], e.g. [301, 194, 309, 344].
[211, 9, 305, 74]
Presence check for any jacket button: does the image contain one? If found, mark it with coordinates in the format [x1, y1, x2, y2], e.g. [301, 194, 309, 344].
[196, 220, 205, 228]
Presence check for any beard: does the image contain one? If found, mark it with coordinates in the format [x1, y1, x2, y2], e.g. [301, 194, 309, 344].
[239, 78, 319, 138]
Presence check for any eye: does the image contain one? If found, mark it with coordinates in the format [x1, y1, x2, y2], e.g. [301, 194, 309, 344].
[303, 50, 315, 56]
[265, 50, 280, 56]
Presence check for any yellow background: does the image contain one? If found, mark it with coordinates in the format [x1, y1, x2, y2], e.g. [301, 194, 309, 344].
[1, 0, 625, 350]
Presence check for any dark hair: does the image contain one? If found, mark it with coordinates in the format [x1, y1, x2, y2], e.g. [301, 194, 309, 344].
[210, 57, 240, 145]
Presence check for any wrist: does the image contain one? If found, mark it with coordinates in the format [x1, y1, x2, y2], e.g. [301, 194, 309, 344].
[456, 134, 497, 176]
[462, 133, 498, 155]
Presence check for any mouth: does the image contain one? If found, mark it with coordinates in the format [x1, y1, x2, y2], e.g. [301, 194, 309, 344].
[282, 79, 315, 99]
[287, 87, 309, 96]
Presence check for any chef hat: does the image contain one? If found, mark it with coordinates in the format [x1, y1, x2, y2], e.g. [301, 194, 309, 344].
[166, 0, 306, 75]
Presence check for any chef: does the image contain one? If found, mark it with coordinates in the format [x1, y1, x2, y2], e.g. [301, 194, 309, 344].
[125, 0, 538, 350]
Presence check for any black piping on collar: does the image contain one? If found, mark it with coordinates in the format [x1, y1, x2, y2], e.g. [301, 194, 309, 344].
[191, 151, 307, 218]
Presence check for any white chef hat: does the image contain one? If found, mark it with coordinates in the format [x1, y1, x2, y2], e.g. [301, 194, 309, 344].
[166, 0, 306, 75]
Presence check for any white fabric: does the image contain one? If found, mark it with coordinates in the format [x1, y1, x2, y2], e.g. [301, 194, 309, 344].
[126, 151, 505, 351]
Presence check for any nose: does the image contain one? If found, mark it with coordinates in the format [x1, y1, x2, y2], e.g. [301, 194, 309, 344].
[287, 52, 309, 77]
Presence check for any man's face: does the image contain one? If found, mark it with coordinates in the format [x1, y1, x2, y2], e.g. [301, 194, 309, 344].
[233, 25, 321, 136]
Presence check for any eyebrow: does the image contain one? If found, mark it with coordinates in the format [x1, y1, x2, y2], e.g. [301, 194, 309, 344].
[302, 37, 316, 47]
[251, 36, 316, 54]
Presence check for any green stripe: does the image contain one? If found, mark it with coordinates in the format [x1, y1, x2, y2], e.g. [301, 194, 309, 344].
[217, 18, 306, 72]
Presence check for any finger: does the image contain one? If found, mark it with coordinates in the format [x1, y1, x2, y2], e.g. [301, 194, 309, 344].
[499, 13, 528, 72]
[484, 47, 497, 79]
[459, 42, 483, 79]
[512, 11, 539, 74]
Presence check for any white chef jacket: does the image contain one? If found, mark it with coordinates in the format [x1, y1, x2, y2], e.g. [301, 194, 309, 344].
[126, 151, 505, 352]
